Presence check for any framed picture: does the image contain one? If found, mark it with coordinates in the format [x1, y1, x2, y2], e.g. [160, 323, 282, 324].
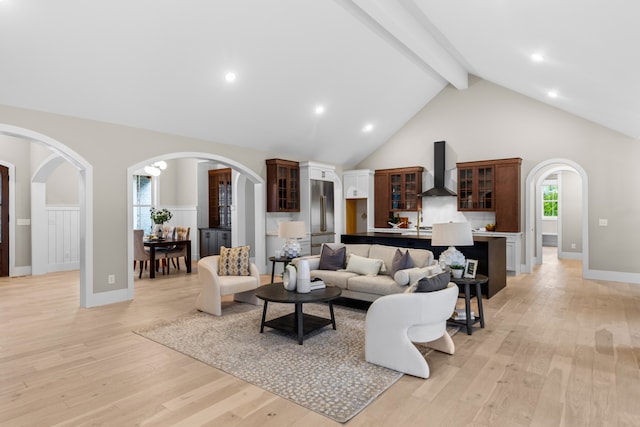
[464, 259, 478, 279]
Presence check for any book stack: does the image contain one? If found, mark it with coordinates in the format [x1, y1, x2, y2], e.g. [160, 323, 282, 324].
[451, 309, 475, 321]
[310, 279, 326, 291]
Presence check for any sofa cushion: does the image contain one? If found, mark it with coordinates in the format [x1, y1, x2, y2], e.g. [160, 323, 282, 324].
[368, 244, 404, 276]
[310, 270, 356, 290]
[406, 248, 434, 268]
[218, 245, 251, 276]
[347, 274, 406, 296]
[345, 253, 384, 276]
[390, 248, 412, 278]
[394, 264, 443, 286]
[415, 271, 451, 293]
[318, 245, 346, 270]
[344, 244, 371, 258]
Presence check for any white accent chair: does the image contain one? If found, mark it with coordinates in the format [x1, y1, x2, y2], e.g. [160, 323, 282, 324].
[195, 255, 261, 316]
[365, 283, 458, 378]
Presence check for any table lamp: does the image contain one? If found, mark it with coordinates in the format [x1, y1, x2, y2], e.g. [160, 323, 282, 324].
[431, 222, 474, 267]
[278, 221, 306, 258]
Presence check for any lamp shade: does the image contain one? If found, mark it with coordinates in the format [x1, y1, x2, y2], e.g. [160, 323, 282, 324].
[431, 222, 473, 247]
[278, 221, 306, 239]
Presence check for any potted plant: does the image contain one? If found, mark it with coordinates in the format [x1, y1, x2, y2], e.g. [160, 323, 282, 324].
[387, 216, 401, 228]
[450, 264, 465, 279]
[150, 207, 173, 236]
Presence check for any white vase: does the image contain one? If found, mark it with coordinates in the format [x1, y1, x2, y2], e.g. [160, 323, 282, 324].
[283, 264, 297, 291]
[153, 223, 164, 237]
[452, 268, 463, 279]
[296, 259, 311, 293]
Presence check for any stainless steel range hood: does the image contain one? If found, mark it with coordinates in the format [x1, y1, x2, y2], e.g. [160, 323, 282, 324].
[420, 140, 457, 197]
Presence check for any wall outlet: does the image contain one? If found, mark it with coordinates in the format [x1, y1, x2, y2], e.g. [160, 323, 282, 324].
[108, 274, 115, 284]
[599, 218, 608, 226]
[571, 243, 576, 249]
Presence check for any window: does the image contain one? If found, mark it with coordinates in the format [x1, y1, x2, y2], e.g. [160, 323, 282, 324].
[133, 175, 153, 231]
[542, 180, 558, 218]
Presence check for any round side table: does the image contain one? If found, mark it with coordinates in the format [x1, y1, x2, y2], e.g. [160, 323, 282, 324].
[449, 274, 487, 335]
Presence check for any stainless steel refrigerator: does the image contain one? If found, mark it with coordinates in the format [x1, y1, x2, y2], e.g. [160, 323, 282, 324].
[310, 179, 335, 255]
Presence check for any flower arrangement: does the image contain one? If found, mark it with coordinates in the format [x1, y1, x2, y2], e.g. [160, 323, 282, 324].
[150, 207, 172, 224]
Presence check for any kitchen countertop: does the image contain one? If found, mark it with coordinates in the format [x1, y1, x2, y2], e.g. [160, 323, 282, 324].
[369, 228, 522, 237]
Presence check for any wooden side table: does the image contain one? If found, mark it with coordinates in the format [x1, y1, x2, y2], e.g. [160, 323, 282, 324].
[448, 274, 487, 335]
[269, 256, 295, 283]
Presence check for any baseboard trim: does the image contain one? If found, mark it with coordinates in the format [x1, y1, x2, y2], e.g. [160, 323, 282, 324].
[558, 252, 582, 260]
[585, 269, 640, 285]
[11, 266, 32, 277]
[87, 287, 133, 308]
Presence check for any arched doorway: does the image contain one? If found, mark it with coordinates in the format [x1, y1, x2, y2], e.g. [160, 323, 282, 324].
[0, 124, 93, 307]
[524, 159, 588, 276]
[126, 153, 265, 298]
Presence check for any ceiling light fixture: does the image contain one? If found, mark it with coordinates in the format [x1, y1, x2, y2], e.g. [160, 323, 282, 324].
[225, 72, 236, 83]
[530, 53, 544, 62]
[315, 105, 325, 115]
[144, 161, 168, 177]
[144, 165, 161, 177]
[362, 123, 374, 133]
[547, 90, 558, 98]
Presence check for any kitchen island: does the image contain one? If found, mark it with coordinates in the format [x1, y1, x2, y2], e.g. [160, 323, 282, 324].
[341, 232, 507, 298]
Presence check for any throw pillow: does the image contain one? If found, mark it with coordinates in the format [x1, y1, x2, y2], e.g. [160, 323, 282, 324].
[415, 271, 451, 293]
[390, 248, 413, 278]
[345, 253, 384, 276]
[218, 245, 251, 276]
[318, 245, 346, 270]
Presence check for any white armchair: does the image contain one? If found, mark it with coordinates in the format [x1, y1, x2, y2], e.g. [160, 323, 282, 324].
[195, 255, 261, 316]
[365, 283, 458, 378]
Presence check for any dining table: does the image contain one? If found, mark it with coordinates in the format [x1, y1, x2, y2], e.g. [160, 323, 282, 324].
[143, 237, 192, 278]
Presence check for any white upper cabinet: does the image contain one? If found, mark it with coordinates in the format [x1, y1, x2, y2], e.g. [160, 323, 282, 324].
[343, 169, 373, 199]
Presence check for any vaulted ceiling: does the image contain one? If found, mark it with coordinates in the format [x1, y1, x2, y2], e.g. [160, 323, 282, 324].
[1, 1, 638, 166]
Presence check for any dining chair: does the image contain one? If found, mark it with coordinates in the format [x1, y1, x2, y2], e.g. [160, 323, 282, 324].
[133, 229, 150, 278]
[166, 226, 191, 271]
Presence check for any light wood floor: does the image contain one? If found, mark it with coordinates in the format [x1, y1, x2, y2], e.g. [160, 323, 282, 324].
[1, 249, 639, 426]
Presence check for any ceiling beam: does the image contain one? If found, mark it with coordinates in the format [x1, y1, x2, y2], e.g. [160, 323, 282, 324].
[339, 0, 468, 89]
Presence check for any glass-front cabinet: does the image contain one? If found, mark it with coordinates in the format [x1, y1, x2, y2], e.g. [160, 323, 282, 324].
[266, 158, 300, 212]
[457, 164, 494, 211]
[208, 168, 232, 228]
[374, 166, 423, 227]
[456, 158, 522, 232]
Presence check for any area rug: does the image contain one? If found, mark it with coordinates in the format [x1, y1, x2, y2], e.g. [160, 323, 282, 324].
[135, 303, 457, 423]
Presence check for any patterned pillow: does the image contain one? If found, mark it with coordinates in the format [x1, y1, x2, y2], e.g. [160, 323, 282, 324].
[218, 246, 251, 276]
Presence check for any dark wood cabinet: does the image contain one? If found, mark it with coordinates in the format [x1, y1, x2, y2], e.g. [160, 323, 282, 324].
[494, 159, 522, 232]
[200, 228, 231, 257]
[457, 161, 494, 211]
[456, 158, 521, 232]
[208, 168, 232, 228]
[266, 159, 300, 212]
[374, 167, 423, 228]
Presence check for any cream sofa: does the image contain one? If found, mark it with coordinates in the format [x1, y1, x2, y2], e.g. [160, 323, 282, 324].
[294, 243, 441, 302]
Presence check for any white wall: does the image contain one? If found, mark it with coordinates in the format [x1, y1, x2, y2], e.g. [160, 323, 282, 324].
[560, 171, 582, 254]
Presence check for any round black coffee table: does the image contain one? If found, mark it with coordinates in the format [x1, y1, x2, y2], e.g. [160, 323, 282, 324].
[255, 283, 342, 345]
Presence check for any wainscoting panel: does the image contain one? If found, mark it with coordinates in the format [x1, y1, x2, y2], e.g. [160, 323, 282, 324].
[47, 206, 80, 272]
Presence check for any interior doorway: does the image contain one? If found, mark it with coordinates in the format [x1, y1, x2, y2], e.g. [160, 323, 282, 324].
[524, 159, 588, 276]
[0, 164, 8, 276]
[0, 124, 93, 307]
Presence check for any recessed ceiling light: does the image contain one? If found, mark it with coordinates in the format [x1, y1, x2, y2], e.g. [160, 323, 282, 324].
[531, 53, 544, 62]
[315, 105, 325, 115]
[362, 123, 374, 133]
[547, 90, 558, 98]
[224, 72, 236, 83]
